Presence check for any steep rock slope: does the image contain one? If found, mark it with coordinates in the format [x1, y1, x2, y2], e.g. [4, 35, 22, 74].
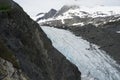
[0, 0, 81, 80]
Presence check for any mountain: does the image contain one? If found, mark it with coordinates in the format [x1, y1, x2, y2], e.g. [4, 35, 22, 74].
[0, 0, 81, 80]
[36, 9, 57, 22]
[36, 5, 120, 27]
[35, 5, 120, 79]
[54, 5, 79, 17]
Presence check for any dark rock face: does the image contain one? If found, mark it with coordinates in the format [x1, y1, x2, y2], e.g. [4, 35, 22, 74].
[0, 1, 81, 80]
[36, 9, 57, 22]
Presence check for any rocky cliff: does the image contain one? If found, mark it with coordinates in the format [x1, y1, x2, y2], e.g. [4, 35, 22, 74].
[0, 0, 81, 80]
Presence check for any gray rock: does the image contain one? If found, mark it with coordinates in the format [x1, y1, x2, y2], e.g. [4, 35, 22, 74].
[0, 57, 28, 80]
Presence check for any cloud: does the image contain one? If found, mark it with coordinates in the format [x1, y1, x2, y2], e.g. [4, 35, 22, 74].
[14, 0, 120, 18]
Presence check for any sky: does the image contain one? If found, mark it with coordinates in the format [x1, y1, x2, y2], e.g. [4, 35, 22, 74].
[13, 0, 120, 18]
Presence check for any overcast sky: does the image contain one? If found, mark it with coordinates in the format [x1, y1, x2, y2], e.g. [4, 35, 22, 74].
[14, 0, 120, 18]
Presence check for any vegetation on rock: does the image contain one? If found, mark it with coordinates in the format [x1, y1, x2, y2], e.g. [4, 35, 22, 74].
[0, 0, 12, 11]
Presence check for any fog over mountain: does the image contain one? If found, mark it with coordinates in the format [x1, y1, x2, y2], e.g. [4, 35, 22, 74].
[14, 0, 120, 18]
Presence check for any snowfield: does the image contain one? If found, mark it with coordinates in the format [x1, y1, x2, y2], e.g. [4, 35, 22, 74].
[62, 6, 120, 18]
[41, 26, 120, 80]
[116, 31, 120, 33]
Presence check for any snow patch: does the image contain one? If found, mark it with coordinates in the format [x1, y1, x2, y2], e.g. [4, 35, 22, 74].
[72, 22, 84, 26]
[57, 6, 120, 19]
[116, 31, 120, 33]
[61, 19, 65, 24]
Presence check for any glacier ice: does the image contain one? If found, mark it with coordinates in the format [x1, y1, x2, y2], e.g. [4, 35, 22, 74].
[41, 26, 120, 80]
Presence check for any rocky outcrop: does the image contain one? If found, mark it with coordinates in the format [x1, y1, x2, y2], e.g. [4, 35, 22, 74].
[36, 9, 57, 22]
[0, 57, 28, 80]
[0, 0, 81, 80]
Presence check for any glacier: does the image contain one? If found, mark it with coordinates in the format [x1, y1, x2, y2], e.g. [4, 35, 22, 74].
[41, 26, 120, 80]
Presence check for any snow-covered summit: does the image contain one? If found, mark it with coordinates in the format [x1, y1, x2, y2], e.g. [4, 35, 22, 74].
[36, 5, 120, 26]
[60, 6, 120, 18]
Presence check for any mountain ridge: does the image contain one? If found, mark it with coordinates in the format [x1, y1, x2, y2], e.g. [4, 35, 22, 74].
[36, 5, 120, 27]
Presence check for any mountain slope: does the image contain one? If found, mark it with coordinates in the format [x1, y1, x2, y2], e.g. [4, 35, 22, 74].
[0, 0, 81, 80]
